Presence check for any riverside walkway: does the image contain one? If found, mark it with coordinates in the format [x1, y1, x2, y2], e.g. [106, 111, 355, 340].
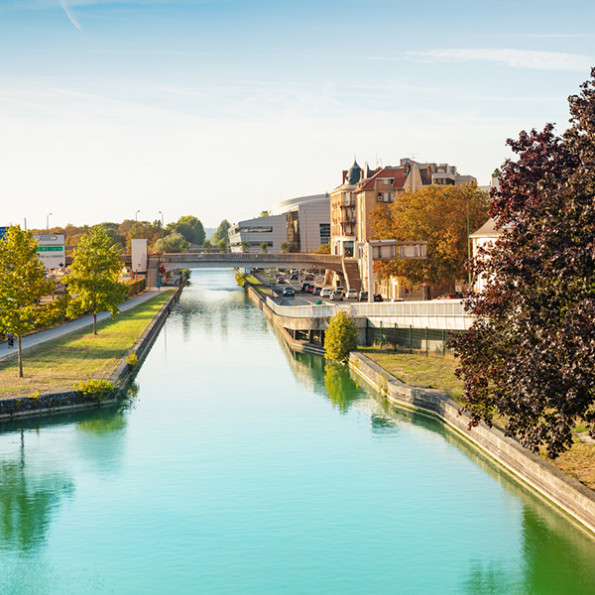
[0, 290, 162, 361]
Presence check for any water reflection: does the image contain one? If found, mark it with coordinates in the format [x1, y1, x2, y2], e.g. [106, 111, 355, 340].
[0, 430, 74, 553]
[323, 362, 362, 414]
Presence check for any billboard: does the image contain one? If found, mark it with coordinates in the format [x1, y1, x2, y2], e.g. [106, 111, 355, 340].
[131, 238, 148, 273]
[34, 234, 66, 269]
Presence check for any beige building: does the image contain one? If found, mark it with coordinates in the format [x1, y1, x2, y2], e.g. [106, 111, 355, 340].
[329, 157, 478, 299]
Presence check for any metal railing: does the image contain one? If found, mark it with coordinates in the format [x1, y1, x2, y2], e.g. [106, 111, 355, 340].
[265, 298, 473, 330]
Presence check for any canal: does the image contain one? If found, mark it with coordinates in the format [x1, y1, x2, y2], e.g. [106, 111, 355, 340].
[0, 269, 594, 593]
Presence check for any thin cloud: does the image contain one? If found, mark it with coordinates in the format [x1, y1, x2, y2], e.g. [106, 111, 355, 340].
[58, 0, 82, 31]
[408, 48, 591, 72]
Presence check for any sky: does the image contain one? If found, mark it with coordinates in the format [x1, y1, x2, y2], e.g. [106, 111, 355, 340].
[1, 0, 594, 229]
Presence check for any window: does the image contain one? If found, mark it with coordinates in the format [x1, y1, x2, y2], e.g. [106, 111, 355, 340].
[238, 226, 273, 233]
[319, 223, 330, 245]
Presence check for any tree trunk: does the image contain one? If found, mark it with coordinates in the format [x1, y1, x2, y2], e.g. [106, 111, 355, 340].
[17, 334, 23, 378]
[93, 313, 97, 335]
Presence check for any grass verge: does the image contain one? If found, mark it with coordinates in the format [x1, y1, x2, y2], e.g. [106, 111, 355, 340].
[244, 274, 276, 298]
[360, 347, 463, 399]
[0, 291, 173, 399]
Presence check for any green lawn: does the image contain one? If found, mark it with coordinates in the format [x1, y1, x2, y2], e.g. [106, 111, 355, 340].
[360, 347, 464, 398]
[0, 291, 173, 399]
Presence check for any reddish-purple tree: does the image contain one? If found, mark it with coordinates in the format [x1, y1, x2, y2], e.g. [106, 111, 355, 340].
[450, 68, 595, 458]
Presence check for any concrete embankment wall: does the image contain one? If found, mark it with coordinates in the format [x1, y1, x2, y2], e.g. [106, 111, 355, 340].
[0, 286, 184, 422]
[245, 285, 325, 355]
[244, 278, 595, 534]
[349, 351, 595, 535]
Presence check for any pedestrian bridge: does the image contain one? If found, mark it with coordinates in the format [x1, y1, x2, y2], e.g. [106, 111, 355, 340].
[147, 252, 354, 272]
[137, 252, 362, 290]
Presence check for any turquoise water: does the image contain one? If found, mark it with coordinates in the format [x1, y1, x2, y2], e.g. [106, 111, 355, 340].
[1, 269, 594, 594]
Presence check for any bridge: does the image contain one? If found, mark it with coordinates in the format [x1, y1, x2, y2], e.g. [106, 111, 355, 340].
[132, 252, 363, 290]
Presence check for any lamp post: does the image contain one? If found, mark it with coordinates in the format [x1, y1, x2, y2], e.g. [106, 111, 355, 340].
[135, 210, 140, 222]
[158, 210, 164, 244]
[46, 212, 52, 232]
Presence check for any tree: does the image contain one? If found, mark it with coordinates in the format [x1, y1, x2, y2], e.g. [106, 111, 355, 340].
[241, 241, 250, 253]
[166, 215, 205, 246]
[258, 210, 270, 218]
[280, 241, 289, 253]
[313, 243, 330, 254]
[66, 227, 128, 335]
[450, 69, 595, 458]
[153, 233, 189, 253]
[218, 238, 227, 253]
[0, 226, 54, 377]
[125, 220, 162, 252]
[259, 242, 268, 254]
[324, 311, 359, 363]
[370, 185, 489, 289]
[210, 219, 231, 245]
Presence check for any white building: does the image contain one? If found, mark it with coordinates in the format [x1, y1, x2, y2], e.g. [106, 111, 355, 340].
[229, 193, 330, 253]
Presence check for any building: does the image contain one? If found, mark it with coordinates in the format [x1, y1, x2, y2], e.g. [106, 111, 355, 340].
[228, 215, 287, 253]
[270, 193, 330, 253]
[228, 193, 330, 253]
[329, 157, 477, 299]
[330, 160, 378, 258]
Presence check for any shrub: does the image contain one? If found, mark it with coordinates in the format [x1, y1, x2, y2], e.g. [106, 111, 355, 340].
[74, 379, 114, 402]
[125, 351, 139, 367]
[324, 310, 359, 363]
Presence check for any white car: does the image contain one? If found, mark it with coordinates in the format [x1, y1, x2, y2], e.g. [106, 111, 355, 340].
[320, 288, 332, 298]
[345, 289, 357, 299]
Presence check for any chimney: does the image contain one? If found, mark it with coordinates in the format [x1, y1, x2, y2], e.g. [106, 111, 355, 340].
[342, 170, 347, 183]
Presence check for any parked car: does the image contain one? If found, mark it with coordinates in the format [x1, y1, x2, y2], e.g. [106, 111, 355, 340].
[277, 278, 286, 284]
[345, 289, 357, 299]
[301, 282, 314, 293]
[282, 286, 295, 297]
[374, 293, 384, 302]
[330, 289, 344, 301]
[313, 286, 322, 296]
[320, 288, 333, 298]
[358, 291, 368, 302]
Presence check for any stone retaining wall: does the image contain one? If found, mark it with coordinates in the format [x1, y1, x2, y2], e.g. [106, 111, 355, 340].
[0, 285, 184, 422]
[349, 351, 595, 535]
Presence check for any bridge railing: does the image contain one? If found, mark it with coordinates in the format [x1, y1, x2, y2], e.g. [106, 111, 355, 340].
[265, 298, 473, 330]
[153, 252, 349, 266]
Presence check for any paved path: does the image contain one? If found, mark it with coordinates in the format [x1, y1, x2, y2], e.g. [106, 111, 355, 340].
[0, 290, 163, 361]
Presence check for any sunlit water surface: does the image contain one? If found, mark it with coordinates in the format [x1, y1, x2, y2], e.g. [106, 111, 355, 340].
[1, 270, 594, 594]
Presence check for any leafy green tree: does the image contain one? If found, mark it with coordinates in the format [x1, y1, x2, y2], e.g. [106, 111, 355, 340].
[259, 242, 268, 254]
[450, 68, 595, 458]
[166, 215, 205, 246]
[241, 241, 250, 253]
[210, 219, 231, 245]
[66, 227, 128, 335]
[125, 221, 162, 252]
[324, 310, 359, 363]
[258, 210, 270, 218]
[370, 184, 489, 289]
[203, 239, 212, 251]
[280, 241, 289, 253]
[217, 238, 227, 253]
[153, 232, 189, 253]
[0, 226, 54, 377]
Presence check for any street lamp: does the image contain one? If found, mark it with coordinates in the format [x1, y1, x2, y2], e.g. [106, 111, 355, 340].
[46, 212, 52, 232]
[135, 210, 140, 222]
[158, 210, 165, 243]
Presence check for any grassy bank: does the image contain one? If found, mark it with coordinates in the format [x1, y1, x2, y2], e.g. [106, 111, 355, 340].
[0, 291, 173, 399]
[360, 347, 463, 399]
[361, 347, 595, 490]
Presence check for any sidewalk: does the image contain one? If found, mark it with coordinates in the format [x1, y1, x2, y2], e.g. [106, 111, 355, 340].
[0, 290, 162, 361]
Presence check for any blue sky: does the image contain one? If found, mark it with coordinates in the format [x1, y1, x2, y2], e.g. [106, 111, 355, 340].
[1, 0, 594, 228]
